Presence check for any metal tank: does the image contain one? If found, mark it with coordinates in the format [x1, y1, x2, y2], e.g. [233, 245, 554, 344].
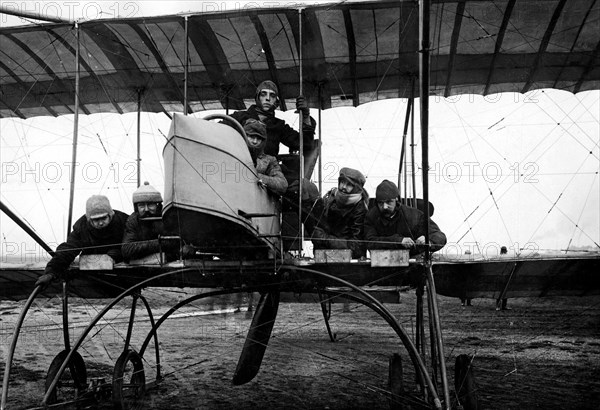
[162, 113, 281, 258]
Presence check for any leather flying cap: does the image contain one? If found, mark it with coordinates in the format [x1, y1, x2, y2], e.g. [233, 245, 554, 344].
[256, 80, 278, 97]
[243, 119, 267, 139]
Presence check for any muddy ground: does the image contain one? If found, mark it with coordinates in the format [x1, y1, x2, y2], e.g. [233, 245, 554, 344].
[1, 290, 599, 409]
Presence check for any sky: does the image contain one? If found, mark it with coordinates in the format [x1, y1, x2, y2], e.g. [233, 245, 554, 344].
[0, 0, 338, 24]
[1, 1, 599, 263]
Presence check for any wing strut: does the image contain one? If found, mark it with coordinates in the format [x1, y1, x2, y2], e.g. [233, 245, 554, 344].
[137, 90, 142, 187]
[419, 1, 451, 408]
[184, 16, 189, 115]
[317, 83, 323, 195]
[398, 95, 414, 193]
[66, 23, 81, 235]
[298, 8, 305, 255]
[410, 78, 417, 207]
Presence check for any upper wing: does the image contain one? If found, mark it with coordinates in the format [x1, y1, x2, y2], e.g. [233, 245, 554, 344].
[1, 0, 598, 119]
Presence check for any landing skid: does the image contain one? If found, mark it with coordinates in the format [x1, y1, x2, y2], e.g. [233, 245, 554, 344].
[2, 260, 478, 410]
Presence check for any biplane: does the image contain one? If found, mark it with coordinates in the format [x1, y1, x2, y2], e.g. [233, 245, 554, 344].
[1, 0, 599, 409]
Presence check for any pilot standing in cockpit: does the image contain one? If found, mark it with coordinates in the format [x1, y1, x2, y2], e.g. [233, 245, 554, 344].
[230, 80, 321, 229]
[230, 80, 316, 158]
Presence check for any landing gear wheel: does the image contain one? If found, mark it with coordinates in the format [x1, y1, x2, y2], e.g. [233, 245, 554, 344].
[112, 350, 146, 410]
[454, 354, 479, 410]
[45, 349, 88, 405]
[388, 353, 404, 409]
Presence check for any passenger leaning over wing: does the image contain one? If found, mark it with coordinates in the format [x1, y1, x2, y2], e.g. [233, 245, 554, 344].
[35, 195, 128, 288]
[244, 119, 288, 195]
[364, 180, 447, 256]
[121, 182, 183, 262]
[309, 167, 369, 259]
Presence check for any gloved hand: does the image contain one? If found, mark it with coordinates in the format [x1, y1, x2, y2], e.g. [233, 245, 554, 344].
[181, 244, 196, 259]
[106, 249, 122, 263]
[295, 95, 310, 118]
[35, 272, 56, 289]
[401, 237, 416, 247]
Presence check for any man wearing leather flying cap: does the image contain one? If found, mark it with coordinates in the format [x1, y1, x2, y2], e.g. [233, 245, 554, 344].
[230, 80, 316, 157]
[310, 167, 369, 259]
[35, 195, 128, 288]
[364, 180, 447, 256]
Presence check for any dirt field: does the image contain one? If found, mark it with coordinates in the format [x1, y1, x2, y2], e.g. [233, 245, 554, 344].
[1, 289, 599, 409]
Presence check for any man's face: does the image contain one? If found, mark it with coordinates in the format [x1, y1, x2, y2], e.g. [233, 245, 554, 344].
[377, 199, 397, 217]
[246, 134, 265, 149]
[338, 179, 356, 194]
[137, 202, 159, 218]
[258, 89, 277, 111]
[89, 214, 111, 229]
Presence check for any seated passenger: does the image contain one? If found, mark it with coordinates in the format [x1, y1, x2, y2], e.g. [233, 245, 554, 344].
[35, 195, 128, 287]
[310, 167, 369, 259]
[364, 180, 447, 255]
[122, 182, 181, 262]
[244, 119, 288, 195]
[231, 80, 316, 157]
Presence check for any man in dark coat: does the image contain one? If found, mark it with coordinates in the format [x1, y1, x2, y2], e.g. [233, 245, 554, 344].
[364, 180, 447, 256]
[229, 80, 316, 157]
[35, 195, 128, 287]
[121, 181, 180, 262]
[310, 167, 369, 259]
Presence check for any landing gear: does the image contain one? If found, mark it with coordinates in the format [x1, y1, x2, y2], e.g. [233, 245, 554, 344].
[317, 288, 337, 342]
[112, 349, 146, 410]
[454, 354, 479, 410]
[388, 353, 405, 409]
[45, 349, 87, 406]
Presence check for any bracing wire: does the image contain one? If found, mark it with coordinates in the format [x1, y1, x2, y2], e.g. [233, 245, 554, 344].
[525, 152, 600, 248]
[566, 173, 600, 252]
[431, 136, 482, 250]
[447, 102, 515, 252]
[535, 90, 600, 160]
